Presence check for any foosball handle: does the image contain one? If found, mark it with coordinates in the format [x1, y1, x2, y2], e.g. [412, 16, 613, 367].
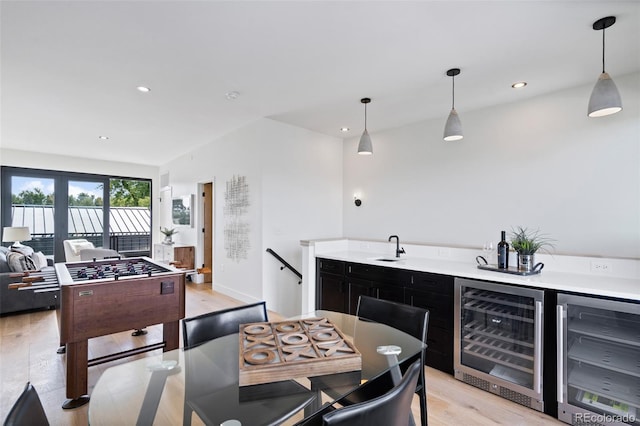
[8, 282, 30, 289]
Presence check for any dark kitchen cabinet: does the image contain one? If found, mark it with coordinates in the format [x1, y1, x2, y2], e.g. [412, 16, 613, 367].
[318, 272, 346, 313]
[405, 272, 454, 374]
[317, 258, 347, 312]
[345, 277, 371, 315]
[316, 257, 454, 374]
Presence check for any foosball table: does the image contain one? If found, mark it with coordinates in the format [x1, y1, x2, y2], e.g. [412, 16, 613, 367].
[55, 256, 185, 409]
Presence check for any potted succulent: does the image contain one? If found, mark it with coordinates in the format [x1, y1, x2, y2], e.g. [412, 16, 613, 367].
[510, 226, 554, 272]
[160, 227, 178, 245]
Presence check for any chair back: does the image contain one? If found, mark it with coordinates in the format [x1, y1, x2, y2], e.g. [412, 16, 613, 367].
[182, 301, 268, 349]
[357, 295, 429, 344]
[357, 295, 430, 426]
[3, 382, 49, 426]
[63, 239, 95, 262]
[322, 360, 421, 426]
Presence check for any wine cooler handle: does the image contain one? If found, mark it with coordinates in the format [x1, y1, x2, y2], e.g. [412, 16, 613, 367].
[556, 304, 565, 403]
[534, 300, 543, 395]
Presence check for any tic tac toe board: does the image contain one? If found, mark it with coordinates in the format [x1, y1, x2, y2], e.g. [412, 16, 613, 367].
[239, 317, 362, 386]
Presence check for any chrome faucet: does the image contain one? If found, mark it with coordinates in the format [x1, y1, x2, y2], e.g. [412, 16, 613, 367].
[388, 235, 405, 258]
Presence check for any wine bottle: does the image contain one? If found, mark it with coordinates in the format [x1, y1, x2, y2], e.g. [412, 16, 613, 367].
[497, 230, 509, 269]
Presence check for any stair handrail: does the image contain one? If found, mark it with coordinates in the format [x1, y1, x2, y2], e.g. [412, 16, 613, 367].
[266, 248, 302, 284]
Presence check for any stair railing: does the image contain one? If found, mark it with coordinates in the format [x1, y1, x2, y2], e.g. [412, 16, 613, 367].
[266, 248, 302, 284]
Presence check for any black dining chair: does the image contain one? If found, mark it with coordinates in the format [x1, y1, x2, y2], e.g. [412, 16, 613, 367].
[352, 295, 430, 426]
[3, 382, 49, 426]
[181, 301, 269, 425]
[322, 359, 422, 426]
[182, 300, 268, 349]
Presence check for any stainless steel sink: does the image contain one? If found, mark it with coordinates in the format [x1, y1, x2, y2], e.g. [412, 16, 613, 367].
[373, 257, 402, 262]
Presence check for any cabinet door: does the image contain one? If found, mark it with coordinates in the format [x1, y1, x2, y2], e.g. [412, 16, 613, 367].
[154, 244, 173, 262]
[373, 284, 405, 304]
[318, 273, 346, 313]
[347, 278, 372, 315]
[407, 287, 453, 374]
[174, 246, 195, 269]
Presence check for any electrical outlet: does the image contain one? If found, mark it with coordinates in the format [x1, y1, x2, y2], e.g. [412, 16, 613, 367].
[591, 261, 612, 273]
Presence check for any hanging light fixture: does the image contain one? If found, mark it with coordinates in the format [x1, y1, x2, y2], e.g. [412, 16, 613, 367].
[443, 68, 463, 141]
[357, 98, 373, 155]
[588, 16, 622, 117]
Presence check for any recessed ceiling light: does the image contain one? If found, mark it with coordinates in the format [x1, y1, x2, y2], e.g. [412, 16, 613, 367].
[511, 82, 527, 89]
[98, 135, 109, 140]
[136, 86, 151, 93]
[340, 127, 350, 132]
[225, 91, 240, 100]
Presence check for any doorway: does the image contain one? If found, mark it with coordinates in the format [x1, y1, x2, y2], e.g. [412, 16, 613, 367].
[202, 182, 213, 284]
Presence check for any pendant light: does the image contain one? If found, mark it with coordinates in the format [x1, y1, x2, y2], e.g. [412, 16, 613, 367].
[357, 98, 373, 155]
[588, 16, 622, 117]
[443, 68, 463, 141]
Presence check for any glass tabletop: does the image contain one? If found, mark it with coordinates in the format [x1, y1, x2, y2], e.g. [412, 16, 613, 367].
[88, 310, 425, 426]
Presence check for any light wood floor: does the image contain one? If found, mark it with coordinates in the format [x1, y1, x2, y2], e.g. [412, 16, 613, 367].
[0, 282, 563, 425]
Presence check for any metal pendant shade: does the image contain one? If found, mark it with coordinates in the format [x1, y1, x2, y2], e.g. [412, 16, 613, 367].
[588, 72, 622, 117]
[444, 109, 463, 141]
[443, 68, 463, 141]
[358, 98, 373, 155]
[588, 16, 622, 117]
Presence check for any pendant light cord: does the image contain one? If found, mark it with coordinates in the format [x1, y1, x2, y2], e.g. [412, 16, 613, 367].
[451, 74, 456, 110]
[364, 103, 368, 130]
[601, 26, 606, 73]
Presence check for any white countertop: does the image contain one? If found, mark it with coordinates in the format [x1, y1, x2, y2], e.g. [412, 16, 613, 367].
[305, 240, 640, 302]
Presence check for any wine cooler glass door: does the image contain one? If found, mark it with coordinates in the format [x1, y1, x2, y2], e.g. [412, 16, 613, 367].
[456, 279, 543, 395]
[558, 294, 640, 425]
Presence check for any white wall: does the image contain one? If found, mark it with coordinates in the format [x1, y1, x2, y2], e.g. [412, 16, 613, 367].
[261, 120, 343, 317]
[160, 118, 343, 314]
[343, 72, 640, 259]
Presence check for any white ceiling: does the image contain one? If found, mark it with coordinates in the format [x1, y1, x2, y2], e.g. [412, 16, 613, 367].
[1, 1, 639, 165]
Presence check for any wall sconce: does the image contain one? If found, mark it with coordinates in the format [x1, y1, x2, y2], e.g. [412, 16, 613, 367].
[354, 195, 362, 207]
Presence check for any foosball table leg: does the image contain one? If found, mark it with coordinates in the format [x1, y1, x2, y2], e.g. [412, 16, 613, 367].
[62, 340, 90, 409]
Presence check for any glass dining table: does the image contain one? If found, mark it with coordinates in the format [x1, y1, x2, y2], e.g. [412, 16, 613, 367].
[88, 310, 425, 426]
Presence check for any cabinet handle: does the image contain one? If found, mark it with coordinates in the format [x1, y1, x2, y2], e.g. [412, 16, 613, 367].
[533, 300, 542, 395]
[556, 304, 565, 403]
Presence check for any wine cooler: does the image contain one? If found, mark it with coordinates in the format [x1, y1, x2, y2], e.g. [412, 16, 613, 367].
[557, 294, 640, 425]
[454, 277, 545, 411]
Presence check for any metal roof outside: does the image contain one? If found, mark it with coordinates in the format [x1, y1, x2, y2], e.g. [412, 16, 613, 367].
[10, 205, 151, 235]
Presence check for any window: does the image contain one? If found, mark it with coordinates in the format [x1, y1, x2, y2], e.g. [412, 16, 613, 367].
[1, 167, 152, 262]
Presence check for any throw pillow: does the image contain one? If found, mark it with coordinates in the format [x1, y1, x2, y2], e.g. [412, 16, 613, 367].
[11, 245, 35, 257]
[31, 251, 49, 270]
[6, 251, 37, 272]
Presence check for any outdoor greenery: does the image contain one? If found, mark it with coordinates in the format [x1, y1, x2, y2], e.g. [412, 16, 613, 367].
[11, 179, 150, 207]
[109, 179, 151, 207]
[12, 188, 54, 205]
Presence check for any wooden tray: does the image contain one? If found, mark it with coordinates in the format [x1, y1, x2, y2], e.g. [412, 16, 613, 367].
[239, 317, 361, 386]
